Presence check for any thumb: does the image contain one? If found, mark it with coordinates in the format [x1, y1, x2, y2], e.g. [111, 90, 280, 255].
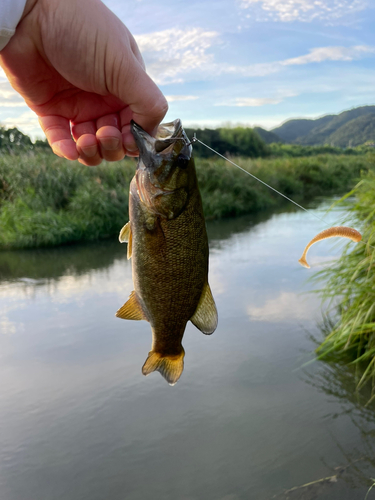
[116, 55, 168, 152]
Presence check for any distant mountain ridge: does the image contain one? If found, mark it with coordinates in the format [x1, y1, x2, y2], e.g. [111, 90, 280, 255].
[270, 105, 375, 147]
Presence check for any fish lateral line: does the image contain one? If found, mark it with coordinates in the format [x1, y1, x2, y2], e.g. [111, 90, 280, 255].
[298, 226, 362, 269]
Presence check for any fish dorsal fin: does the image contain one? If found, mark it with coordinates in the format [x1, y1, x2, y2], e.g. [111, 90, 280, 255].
[190, 282, 218, 335]
[115, 291, 147, 321]
[142, 349, 185, 386]
[118, 222, 132, 259]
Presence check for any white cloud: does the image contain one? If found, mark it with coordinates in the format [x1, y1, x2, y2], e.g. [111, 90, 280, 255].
[239, 0, 368, 23]
[222, 45, 375, 78]
[2, 111, 41, 138]
[134, 28, 219, 84]
[283, 45, 375, 65]
[217, 97, 283, 106]
[0, 316, 17, 335]
[136, 28, 375, 85]
[216, 89, 299, 107]
[0, 81, 26, 107]
[247, 291, 318, 322]
[165, 95, 199, 102]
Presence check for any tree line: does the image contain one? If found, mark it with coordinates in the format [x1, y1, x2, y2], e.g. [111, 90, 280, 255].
[0, 126, 50, 153]
[1, 124, 368, 158]
[0, 124, 270, 157]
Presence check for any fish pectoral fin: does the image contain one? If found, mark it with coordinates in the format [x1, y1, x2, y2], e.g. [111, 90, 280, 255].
[190, 282, 218, 335]
[115, 291, 147, 321]
[119, 222, 130, 243]
[118, 222, 133, 259]
[127, 230, 133, 260]
[142, 349, 185, 386]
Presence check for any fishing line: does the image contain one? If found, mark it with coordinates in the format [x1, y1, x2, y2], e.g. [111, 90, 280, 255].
[189, 134, 375, 252]
[190, 135, 329, 225]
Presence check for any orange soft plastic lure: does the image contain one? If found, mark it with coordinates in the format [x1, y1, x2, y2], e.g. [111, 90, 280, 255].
[298, 226, 362, 269]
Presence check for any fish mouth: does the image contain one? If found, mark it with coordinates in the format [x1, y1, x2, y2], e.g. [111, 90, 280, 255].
[131, 119, 192, 214]
[131, 119, 190, 159]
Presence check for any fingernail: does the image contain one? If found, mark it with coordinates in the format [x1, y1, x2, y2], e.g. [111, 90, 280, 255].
[53, 140, 79, 161]
[126, 141, 138, 152]
[81, 145, 97, 158]
[100, 137, 121, 151]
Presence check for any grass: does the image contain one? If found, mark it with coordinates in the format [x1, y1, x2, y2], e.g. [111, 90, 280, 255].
[313, 169, 375, 397]
[0, 151, 374, 249]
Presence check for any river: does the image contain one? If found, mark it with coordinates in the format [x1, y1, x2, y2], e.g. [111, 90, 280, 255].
[0, 200, 374, 500]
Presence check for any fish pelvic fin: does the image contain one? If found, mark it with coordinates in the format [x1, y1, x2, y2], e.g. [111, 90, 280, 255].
[142, 349, 185, 386]
[190, 281, 218, 335]
[298, 257, 310, 269]
[118, 222, 132, 259]
[115, 291, 147, 321]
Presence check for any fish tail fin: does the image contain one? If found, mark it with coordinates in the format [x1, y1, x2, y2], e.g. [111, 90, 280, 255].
[142, 348, 185, 386]
[298, 256, 310, 269]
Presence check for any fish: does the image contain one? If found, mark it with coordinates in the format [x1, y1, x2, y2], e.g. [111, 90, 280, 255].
[298, 226, 362, 268]
[116, 119, 218, 385]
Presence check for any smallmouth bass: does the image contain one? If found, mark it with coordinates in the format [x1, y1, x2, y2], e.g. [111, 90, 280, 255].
[116, 119, 218, 385]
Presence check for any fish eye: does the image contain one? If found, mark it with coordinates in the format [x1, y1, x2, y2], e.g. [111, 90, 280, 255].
[177, 155, 189, 169]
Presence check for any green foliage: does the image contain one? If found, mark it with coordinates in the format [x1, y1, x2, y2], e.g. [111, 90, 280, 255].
[0, 153, 134, 249]
[199, 154, 370, 218]
[0, 126, 33, 152]
[268, 143, 363, 158]
[271, 105, 375, 147]
[328, 114, 375, 148]
[184, 126, 269, 158]
[0, 152, 372, 249]
[313, 162, 375, 395]
[253, 126, 282, 144]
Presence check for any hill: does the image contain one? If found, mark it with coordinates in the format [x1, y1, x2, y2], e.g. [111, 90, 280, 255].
[272, 105, 375, 147]
[253, 126, 282, 144]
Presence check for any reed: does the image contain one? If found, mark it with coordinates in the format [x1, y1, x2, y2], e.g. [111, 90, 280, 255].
[313, 167, 375, 396]
[0, 151, 373, 249]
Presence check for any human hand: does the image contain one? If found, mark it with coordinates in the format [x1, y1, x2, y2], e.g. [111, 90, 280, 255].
[0, 0, 168, 165]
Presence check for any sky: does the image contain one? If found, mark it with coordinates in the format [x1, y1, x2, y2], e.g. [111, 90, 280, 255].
[1, 0, 375, 139]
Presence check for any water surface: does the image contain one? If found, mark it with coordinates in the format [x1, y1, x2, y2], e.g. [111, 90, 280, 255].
[0, 201, 374, 500]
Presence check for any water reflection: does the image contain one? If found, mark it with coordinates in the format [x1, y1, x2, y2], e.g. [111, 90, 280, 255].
[0, 240, 125, 283]
[294, 360, 375, 499]
[0, 200, 370, 500]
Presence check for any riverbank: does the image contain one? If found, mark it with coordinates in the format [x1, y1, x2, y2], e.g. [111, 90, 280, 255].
[0, 151, 373, 249]
[314, 170, 375, 394]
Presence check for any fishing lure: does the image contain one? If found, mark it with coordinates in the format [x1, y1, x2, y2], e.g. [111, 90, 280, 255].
[298, 226, 362, 268]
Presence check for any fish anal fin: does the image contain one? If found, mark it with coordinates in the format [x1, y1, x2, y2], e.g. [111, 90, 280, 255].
[190, 282, 218, 335]
[118, 222, 132, 259]
[115, 291, 147, 321]
[142, 349, 185, 386]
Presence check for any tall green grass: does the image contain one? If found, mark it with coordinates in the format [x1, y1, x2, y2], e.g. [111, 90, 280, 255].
[0, 153, 134, 248]
[0, 151, 373, 249]
[314, 168, 375, 396]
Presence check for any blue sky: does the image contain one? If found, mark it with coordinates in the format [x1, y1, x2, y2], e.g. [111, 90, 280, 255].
[1, 0, 375, 138]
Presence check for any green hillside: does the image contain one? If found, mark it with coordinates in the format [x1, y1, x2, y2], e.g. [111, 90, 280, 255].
[272, 115, 334, 143]
[328, 114, 375, 147]
[272, 105, 375, 147]
[253, 126, 282, 144]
